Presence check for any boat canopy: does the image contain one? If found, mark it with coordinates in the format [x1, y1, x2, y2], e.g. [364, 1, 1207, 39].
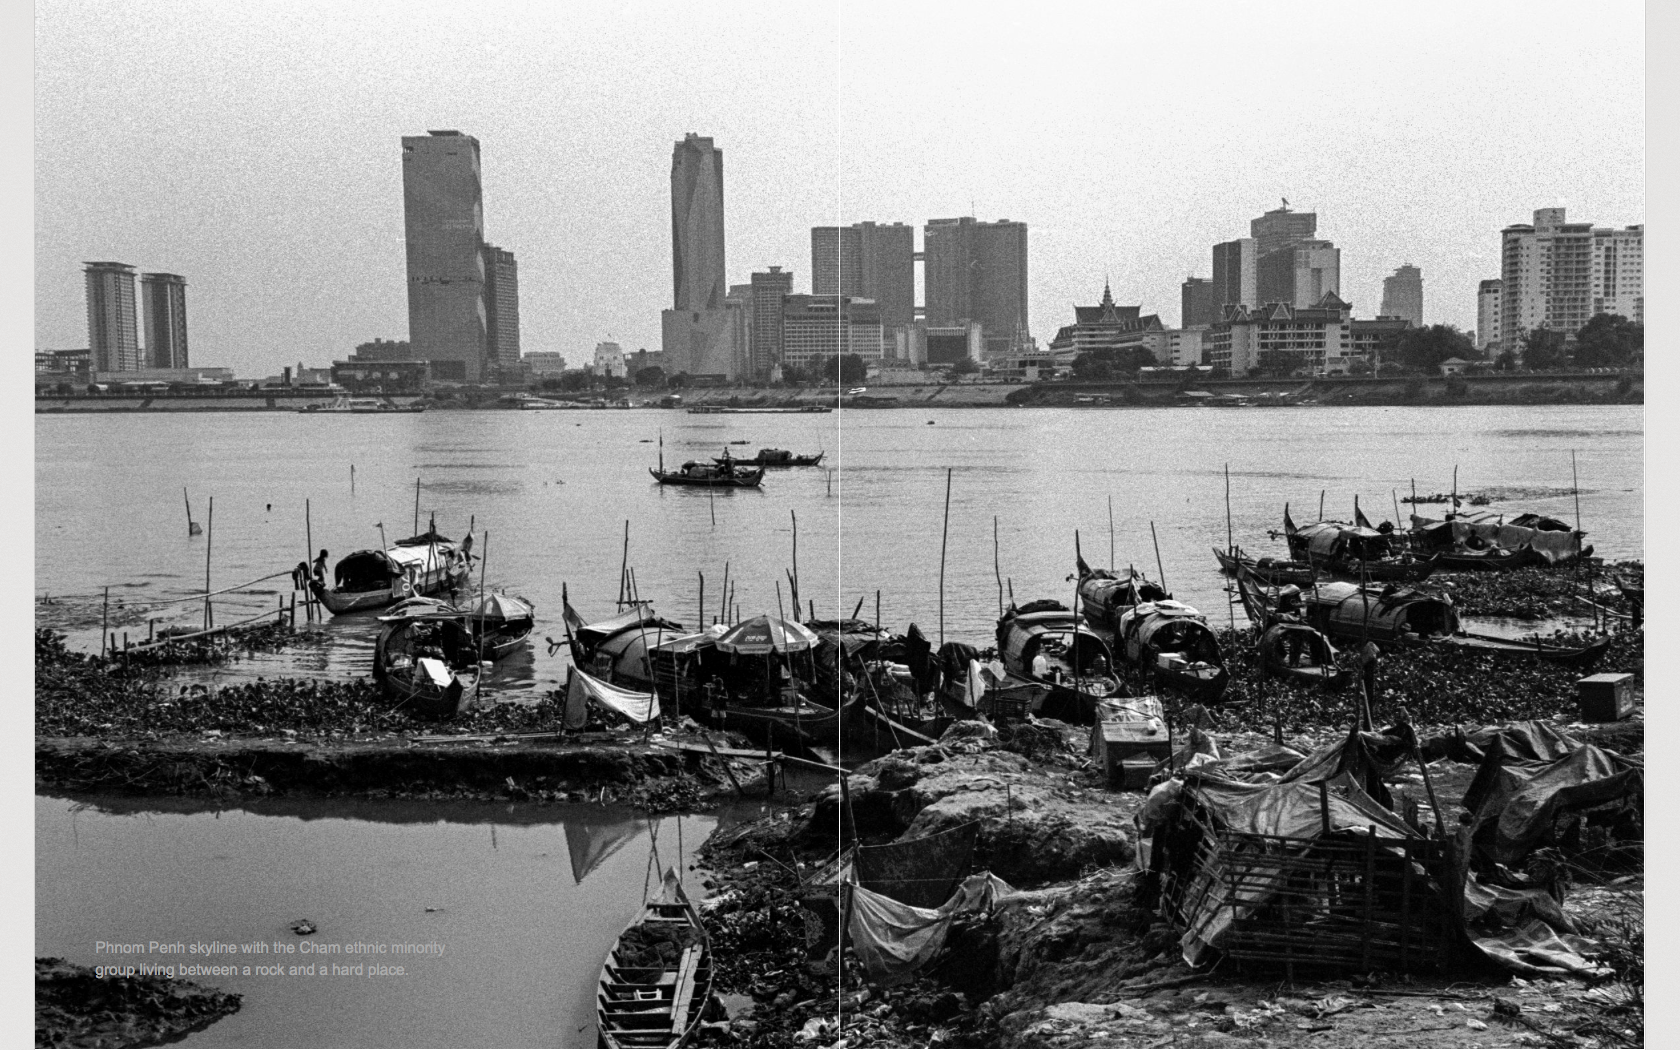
[465, 592, 534, 624]
[1302, 581, 1459, 641]
[333, 543, 453, 589]
[1293, 521, 1393, 559]
[590, 624, 692, 686]
[997, 607, 1114, 674]
[1407, 510, 1584, 563]
[575, 604, 683, 649]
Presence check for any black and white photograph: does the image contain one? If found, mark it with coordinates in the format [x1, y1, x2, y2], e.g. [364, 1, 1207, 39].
[25, 2, 1656, 1047]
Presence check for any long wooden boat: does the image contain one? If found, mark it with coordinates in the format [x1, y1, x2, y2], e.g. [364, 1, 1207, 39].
[371, 609, 481, 719]
[1257, 622, 1348, 689]
[1113, 601, 1230, 702]
[1282, 508, 1439, 583]
[1075, 556, 1169, 631]
[713, 448, 825, 468]
[1407, 509, 1592, 565]
[596, 868, 714, 1049]
[1407, 521, 1544, 571]
[462, 592, 537, 660]
[996, 602, 1122, 723]
[1440, 630, 1613, 669]
[1213, 547, 1319, 587]
[648, 461, 766, 488]
[310, 529, 472, 615]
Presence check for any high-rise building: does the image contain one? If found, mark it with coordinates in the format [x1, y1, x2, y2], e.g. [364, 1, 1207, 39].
[748, 267, 793, 378]
[1380, 265, 1424, 327]
[482, 245, 520, 378]
[662, 133, 737, 377]
[84, 262, 140, 373]
[671, 133, 726, 312]
[1500, 208, 1643, 350]
[811, 221, 915, 332]
[140, 272, 188, 369]
[923, 216, 1029, 356]
[1476, 279, 1503, 352]
[1180, 277, 1215, 328]
[1211, 239, 1256, 315]
[1257, 240, 1340, 309]
[402, 130, 488, 383]
[1251, 204, 1317, 257]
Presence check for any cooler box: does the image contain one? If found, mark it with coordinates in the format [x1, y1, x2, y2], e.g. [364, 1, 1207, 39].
[1578, 673, 1635, 722]
[1092, 719, 1171, 789]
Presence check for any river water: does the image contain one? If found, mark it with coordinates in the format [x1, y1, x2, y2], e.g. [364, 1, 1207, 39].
[35, 794, 747, 1047]
[35, 404, 1643, 695]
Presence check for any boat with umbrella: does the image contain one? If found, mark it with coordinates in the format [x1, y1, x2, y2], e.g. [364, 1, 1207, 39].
[462, 591, 537, 660]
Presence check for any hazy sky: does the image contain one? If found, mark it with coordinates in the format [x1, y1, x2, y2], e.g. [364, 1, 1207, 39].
[35, 0, 1644, 377]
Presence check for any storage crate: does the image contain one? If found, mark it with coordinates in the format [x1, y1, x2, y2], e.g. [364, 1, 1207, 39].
[1578, 673, 1635, 723]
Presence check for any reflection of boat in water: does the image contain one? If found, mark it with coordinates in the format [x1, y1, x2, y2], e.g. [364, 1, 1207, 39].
[596, 867, 714, 1050]
[564, 812, 641, 886]
[310, 527, 472, 615]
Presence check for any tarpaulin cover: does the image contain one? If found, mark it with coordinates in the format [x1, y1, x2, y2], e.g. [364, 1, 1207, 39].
[1408, 512, 1583, 563]
[1445, 720, 1580, 775]
[564, 667, 659, 728]
[1460, 868, 1609, 977]
[847, 872, 1017, 983]
[1278, 722, 1419, 808]
[1466, 743, 1641, 866]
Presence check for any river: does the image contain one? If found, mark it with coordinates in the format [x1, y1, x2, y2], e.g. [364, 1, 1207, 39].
[35, 404, 1642, 696]
[35, 793, 749, 1047]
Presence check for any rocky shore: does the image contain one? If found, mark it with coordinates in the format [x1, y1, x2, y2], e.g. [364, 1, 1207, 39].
[36, 957, 242, 1049]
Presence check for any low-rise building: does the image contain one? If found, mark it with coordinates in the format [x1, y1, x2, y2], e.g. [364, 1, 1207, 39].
[1204, 292, 1359, 375]
[331, 359, 430, 393]
[1046, 282, 1165, 362]
[1349, 317, 1411, 370]
[523, 352, 567, 375]
[780, 295, 885, 370]
[35, 349, 92, 385]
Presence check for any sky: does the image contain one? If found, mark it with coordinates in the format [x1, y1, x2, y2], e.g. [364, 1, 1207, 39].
[33, 0, 1645, 377]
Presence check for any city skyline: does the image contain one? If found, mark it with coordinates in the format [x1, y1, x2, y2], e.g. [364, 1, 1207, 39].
[34, 1, 1644, 376]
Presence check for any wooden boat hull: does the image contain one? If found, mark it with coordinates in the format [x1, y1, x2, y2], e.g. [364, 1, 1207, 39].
[648, 467, 765, 488]
[1441, 632, 1612, 669]
[1321, 555, 1439, 584]
[1213, 548, 1318, 587]
[312, 564, 471, 616]
[1433, 547, 1544, 572]
[597, 871, 713, 1049]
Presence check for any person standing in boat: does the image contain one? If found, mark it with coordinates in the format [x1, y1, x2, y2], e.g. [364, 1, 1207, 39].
[312, 549, 330, 586]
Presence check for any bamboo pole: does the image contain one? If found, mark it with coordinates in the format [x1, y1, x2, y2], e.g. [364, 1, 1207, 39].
[1318, 489, 1325, 522]
[938, 468, 953, 647]
[350, 464, 355, 494]
[617, 520, 630, 609]
[1149, 520, 1166, 593]
[413, 477, 420, 536]
[698, 571, 705, 627]
[1224, 463, 1234, 555]
[875, 590, 881, 635]
[305, 498, 314, 622]
[994, 516, 1004, 618]
[204, 497, 214, 630]
[790, 509, 799, 614]
[1108, 494, 1116, 571]
[719, 561, 730, 626]
[475, 532, 489, 702]
[101, 587, 109, 658]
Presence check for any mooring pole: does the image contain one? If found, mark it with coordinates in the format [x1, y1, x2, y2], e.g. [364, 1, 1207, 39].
[350, 463, 355, 495]
[204, 497, 214, 630]
[938, 468, 953, 648]
[101, 587, 110, 659]
[305, 498, 314, 622]
[617, 520, 630, 609]
[994, 516, 1004, 618]
[1318, 489, 1325, 522]
[1150, 520, 1167, 593]
[719, 561, 730, 626]
[1224, 463, 1234, 555]
[790, 509, 799, 614]
[413, 477, 421, 536]
[1108, 494, 1116, 571]
[698, 571, 705, 626]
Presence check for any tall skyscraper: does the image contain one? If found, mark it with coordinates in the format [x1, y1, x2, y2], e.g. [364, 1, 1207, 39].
[482, 245, 520, 378]
[671, 133, 726, 312]
[84, 261, 140, 373]
[1500, 208, 1643, 349]
[1380, 265, 1423, 326]
[811, 222, 915, 332]
[1210, 239, 1256, 315]
[140, 271, 189, 368]
[923, 216, 1029, 356]
[1476, 279, 1503, 352]
[1250, 204, 1317, 257]
[749, 267, 793, 378]
[1180, 277, 1215, 327]
[662, 133, 737, 378]
[1257, 240, 1341, 309]
[402, 130, 488, 383]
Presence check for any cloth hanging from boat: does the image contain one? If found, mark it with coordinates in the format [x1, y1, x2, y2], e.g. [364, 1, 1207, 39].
[847, 872, 1017, 983]
[565, 667, 659, 728]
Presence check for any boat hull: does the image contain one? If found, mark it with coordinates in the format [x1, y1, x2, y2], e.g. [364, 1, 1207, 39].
[596, 872, 713, 1050]
[648, 467, 765, 488]
[312, 563, 471, 615]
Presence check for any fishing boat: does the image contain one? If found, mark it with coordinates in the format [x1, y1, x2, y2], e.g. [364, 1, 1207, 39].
[596, 867, 714, 1049]
[1212, 547, 1319, 587]
[648, 460, 765, 488]
[309, 528, 473, 615]
[1442, 630, 1613, 669]
[996, 601, 1122, 723]
[1074, 556, 1169, 631]
[1406, 521, 1543, 571]
[1113, 600, 1230, 702]
[371, 602, 482, 718]
[1256, 622, 1349, 689]
[463, 592, 537, 659]
[712, 448, 825, 468]
[1406, 509, 1591, 564]
[563, 598, 690, 690]
[1281, 506, 1438, 583]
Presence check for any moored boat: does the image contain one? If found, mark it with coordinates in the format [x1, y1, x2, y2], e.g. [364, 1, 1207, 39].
[310, 528, 473, 615]
[996, 600, 1122, 723]
[596, 867, 714, 1049]
[1257, 622, 1349, 689]
[1212, 547, 1319, 587]
[371, 603, 482, 718]
[712, 448, 825, 468]
[1113, 600, 1231, 702]
[300, 396, 424, 414]
[648, 460, 765, 488]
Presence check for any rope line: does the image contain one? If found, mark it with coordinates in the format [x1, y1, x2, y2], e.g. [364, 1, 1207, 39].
[38, 569, 296, 607]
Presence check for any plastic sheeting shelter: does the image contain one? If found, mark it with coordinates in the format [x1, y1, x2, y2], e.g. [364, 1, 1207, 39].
[1407, 510, 1586, 563]
[564, 667, 659, 728]
[847, 873, 1017, 984]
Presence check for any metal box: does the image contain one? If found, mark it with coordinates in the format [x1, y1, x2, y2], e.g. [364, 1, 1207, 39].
[1578, 673, 1635, 723]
